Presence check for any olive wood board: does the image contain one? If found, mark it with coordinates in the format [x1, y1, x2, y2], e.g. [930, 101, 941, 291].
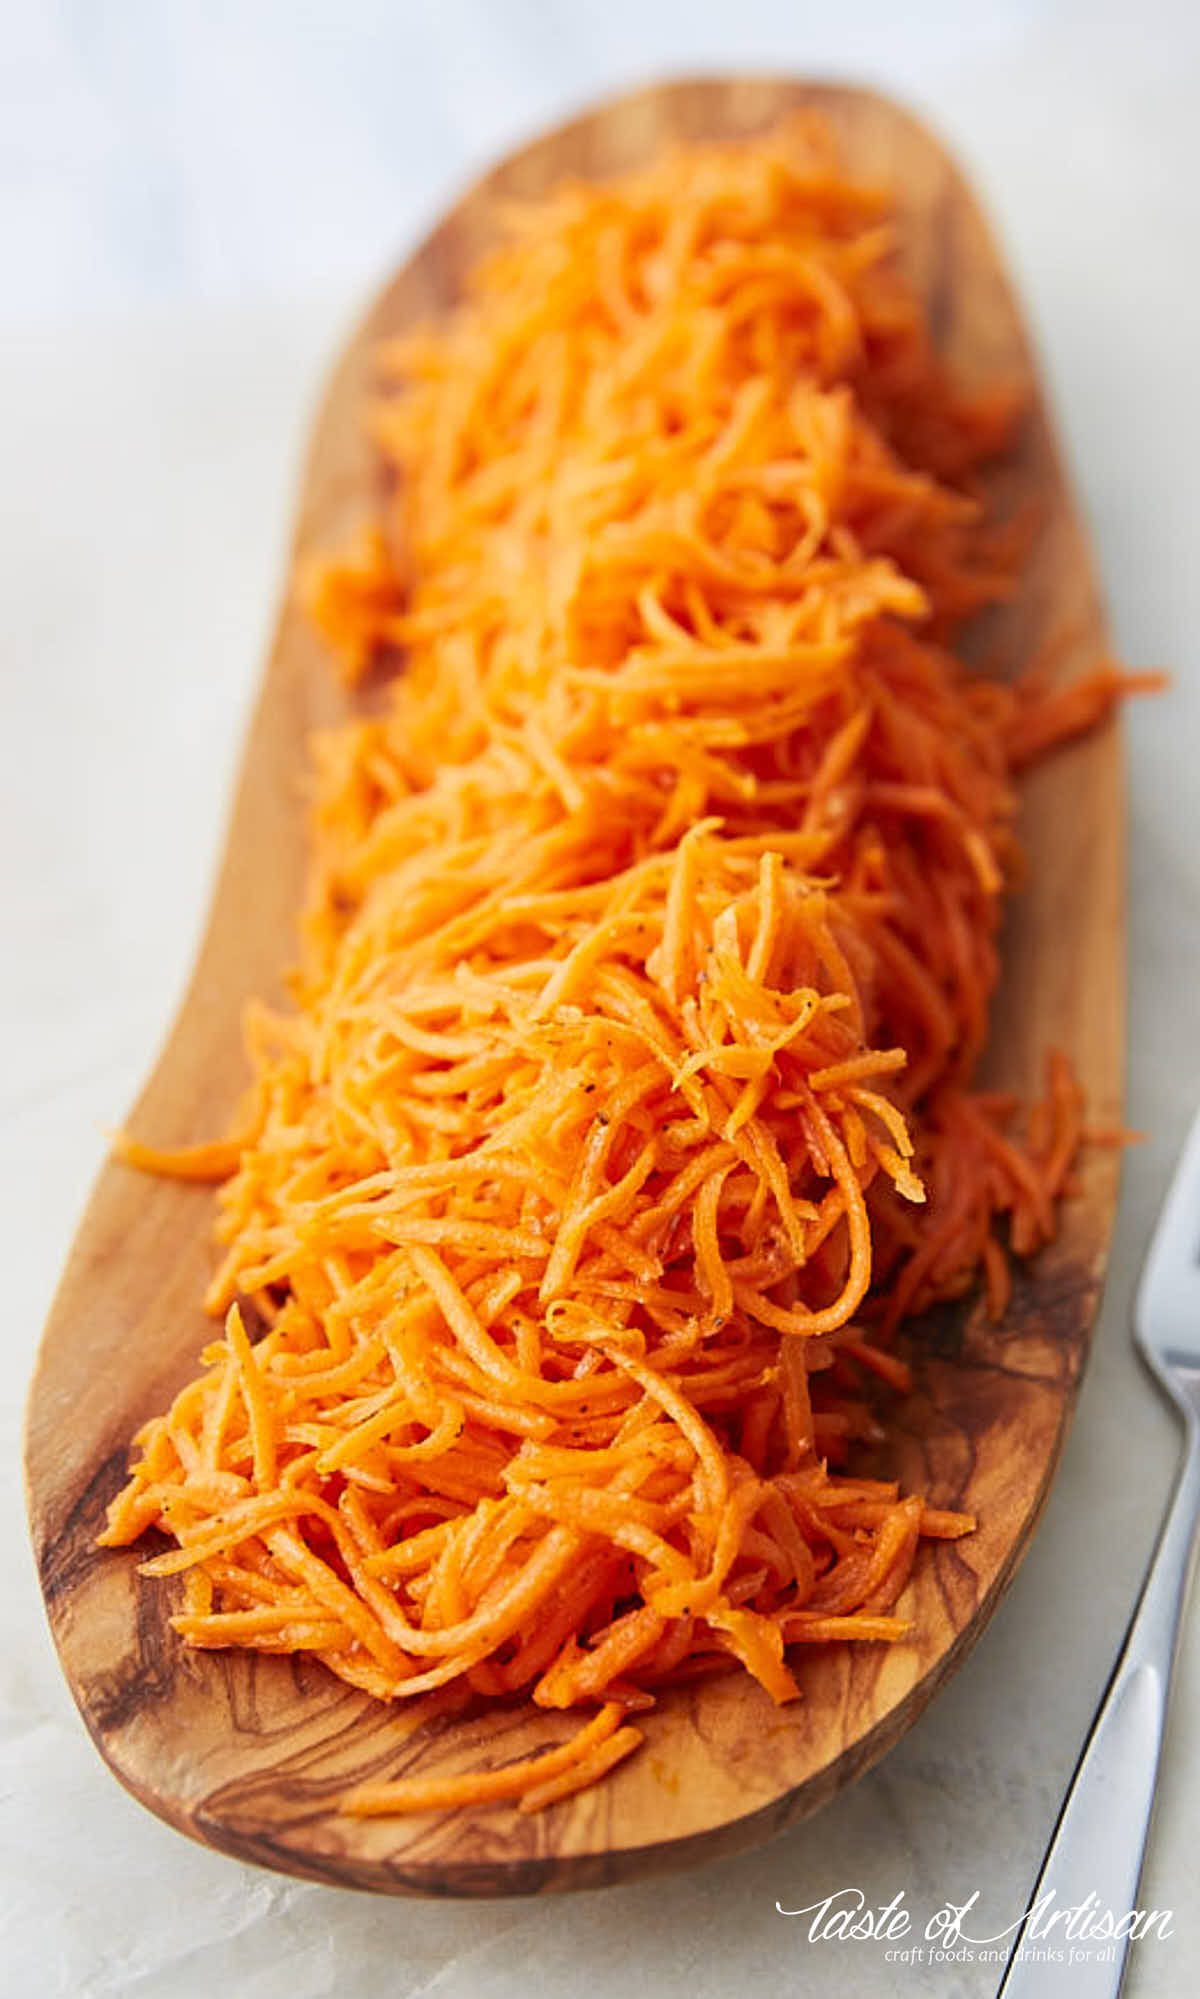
[24, 75, 1125, 1897]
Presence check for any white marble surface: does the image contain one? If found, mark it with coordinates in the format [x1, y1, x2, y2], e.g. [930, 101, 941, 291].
[4, 4, 1200, 1994]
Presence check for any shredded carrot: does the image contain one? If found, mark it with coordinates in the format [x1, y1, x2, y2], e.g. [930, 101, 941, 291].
[110, 1134, 247, 1183]
[341, 1702, 627, 1815]
[516, 1723, 645, 1812]
[102, 118, 1157, 1819]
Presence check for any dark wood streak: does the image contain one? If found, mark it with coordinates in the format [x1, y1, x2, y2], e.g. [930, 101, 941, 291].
[84, 1567, 181, 1736]
[38, 1446, 131, 1604]
[23, 78, 1125, 1897]
[924, 179, 959, 354]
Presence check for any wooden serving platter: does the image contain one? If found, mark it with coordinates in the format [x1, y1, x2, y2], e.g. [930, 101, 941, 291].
[24, 76, 1124, 1895]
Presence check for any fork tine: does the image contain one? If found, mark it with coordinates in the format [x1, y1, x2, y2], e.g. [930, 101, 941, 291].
[1136, 1105, 1200, 1371]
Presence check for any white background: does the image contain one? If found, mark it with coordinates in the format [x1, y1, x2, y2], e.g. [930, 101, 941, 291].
[4, 4, 1200, 1995]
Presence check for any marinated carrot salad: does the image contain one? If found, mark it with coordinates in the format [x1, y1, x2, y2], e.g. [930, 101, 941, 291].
[102, 121, 1158, 1818]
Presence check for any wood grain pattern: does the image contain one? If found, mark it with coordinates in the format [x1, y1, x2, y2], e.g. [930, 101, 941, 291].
[24, 76, 1125, 1896]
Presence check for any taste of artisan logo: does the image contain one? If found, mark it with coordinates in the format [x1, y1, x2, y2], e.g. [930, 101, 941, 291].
[775, 1886, 1175, 1969]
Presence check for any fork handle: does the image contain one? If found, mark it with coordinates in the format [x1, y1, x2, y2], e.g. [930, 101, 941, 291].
[998, 1410, 1200, 1999]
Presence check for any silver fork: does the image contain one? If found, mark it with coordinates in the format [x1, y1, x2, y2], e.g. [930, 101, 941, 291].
[997, 1109, 1200, 1996]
